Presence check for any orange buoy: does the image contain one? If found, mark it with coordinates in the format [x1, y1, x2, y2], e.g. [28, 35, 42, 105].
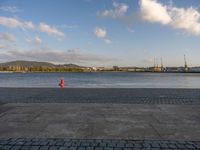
[59, 78, 64, 88]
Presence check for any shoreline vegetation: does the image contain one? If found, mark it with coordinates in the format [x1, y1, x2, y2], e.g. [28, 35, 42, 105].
[1, 71, 200, 73]
[0, 60, 200, 73]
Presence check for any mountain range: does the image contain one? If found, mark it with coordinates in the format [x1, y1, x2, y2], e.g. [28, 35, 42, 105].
[0, 60, 84, 68]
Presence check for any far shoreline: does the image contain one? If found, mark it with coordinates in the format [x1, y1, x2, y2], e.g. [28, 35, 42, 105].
[1, 71, 200, 73]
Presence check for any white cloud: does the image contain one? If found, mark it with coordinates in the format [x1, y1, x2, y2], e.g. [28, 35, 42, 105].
[0, 16, 34, 29]
[97, 2, 139, 29]
[139, 0, 171, 25]
[39, 23, 65, 38]
[98, 2, 128, 18]
[94, 27, 111, 44]
[35, 36, 42, 44]
[94, 27, 107, 38]
[169, 7, 200, 35]
[24, 21, 35, 29]
[26, 36, 42, 45]
[99, 0, 200, 36]
[0, 16, 65, 39]
[0, 6, 21, 13]
[139, 0, 200, 35]
[0, 32, 16, 42]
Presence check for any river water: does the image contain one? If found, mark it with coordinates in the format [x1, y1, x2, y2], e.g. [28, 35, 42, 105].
[0, 72, 199, 88]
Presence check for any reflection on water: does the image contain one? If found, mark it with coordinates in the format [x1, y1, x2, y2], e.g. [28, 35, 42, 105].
[0, 72, 199, 88]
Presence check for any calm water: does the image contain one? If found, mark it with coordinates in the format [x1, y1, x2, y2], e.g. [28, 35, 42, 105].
[0, 72, 200, 88]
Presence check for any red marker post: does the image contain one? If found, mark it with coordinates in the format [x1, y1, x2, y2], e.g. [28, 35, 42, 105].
[59, 78, 64, 88]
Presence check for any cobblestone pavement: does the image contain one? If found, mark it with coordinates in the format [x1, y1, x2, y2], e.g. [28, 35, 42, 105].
[0, 138, 200, 150]
[0, 88, 200, 104]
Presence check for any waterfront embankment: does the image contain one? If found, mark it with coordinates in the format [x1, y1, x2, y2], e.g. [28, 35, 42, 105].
[0, 103, 200, 140]
[0, 88, 200, 140]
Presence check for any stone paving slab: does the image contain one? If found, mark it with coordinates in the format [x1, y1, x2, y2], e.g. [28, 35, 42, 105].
[0, 103, 200, 140]
[0, 138, 200, 150]
[0, 88, 200, 150]
[0, 88, 200, 104]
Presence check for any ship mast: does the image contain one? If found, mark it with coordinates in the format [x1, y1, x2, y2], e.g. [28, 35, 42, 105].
[184, 55, 187, 68]
[184, 54, 188, 71]
[161, 57, 163, 68]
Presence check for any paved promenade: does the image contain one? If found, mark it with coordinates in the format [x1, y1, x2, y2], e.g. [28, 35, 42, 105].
[0, 88, 200, 149]
[0, 103, 200, 140]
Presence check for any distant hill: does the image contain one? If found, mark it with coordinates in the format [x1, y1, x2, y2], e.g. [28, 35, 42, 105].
[63, 63, 85, 68]
[0, 60, 55, 67]
[0, 60, 83, 68]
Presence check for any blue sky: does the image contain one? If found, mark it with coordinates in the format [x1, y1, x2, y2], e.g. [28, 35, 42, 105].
[0, 0, 200, 67]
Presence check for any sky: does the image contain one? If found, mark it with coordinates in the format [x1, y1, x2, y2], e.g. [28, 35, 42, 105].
[0, 0, 200, 67]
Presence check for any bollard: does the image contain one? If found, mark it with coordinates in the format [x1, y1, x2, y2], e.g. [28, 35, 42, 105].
[59, 78, 64, 88]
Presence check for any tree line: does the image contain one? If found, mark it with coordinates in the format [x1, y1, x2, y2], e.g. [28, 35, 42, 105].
[0, 66, 85, 72]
